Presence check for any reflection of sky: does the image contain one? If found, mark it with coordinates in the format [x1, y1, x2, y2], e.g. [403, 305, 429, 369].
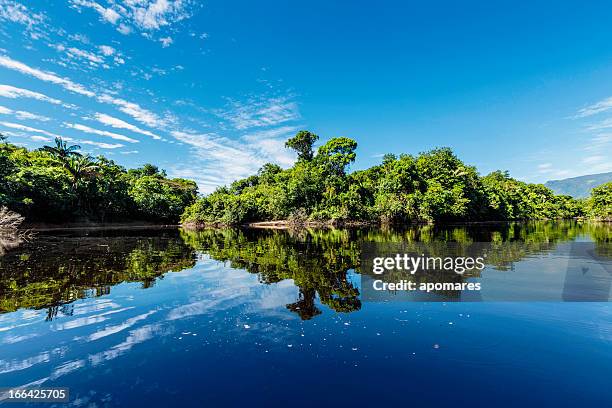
[363, 242, 612, 302]
[0, 258, 299, 390]
[0, 254, 611, 406]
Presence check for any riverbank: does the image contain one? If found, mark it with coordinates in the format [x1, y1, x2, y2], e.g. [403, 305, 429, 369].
[182, 217, 594, 230]
[18, 216, 610, 233]
[22, 221, 180, 231]
[181, 219, 380, 230]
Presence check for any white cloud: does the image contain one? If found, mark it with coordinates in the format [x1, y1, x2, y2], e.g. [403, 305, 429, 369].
[0, 0, 46, 38]
[0, 121, 62, 139]
[93, 113, 161, 140]
[170, 130, 262, 191]
[0, 56, 168, 132]
[241, 126, 297, 167]
[66, 46, 104, 64]
[117, 23, 132, 35]
[0, 105, 51, 121]
[591, 133, 612, 146]
[0, 84, 62, 105]
[70, 0, 194, 36]
[576, 96, 612, 118]
[80, 140, 123, 149]
[48, 42, 124, 70]
[587, 118, 612, 131]
[70, 0, 121, 25]
[583, 155, 604, 164]
[0, 55, 95, 97]
[130, 0, 192, 30]
[30, 135, 52, 142]
[0, 123, 121, 153]
[14, 110, 51, 121]
[98, 45, 115, 56]
[170, 127, 296, 192]
[64, 122, 139, 143]
[159, 36, 173, 47]
[96, 95, 168, 131]
[217, 95, 300, 130]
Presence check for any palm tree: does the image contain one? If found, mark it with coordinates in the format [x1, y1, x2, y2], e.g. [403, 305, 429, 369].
[41, 137, 82, 161]
[65, 155, 99, 190]
[0, 132, 7, 144]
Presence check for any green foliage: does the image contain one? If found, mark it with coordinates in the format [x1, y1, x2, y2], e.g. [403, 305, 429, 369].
[588, 182, 612, 220]
[0, 137, 197, 223]
[183, 130, 587, 226]
[285, 130, 319, 161]
[128, 176, 197, 222]
[41, 137, 82, 160]
[316, 137, 357, 175]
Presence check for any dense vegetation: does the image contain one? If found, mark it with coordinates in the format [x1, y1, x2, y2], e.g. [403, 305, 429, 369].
[587, 182, 612, 221]
[1, 131, 609, 225]
[182, 130, 598, 226]
[0, 135, 197, 223]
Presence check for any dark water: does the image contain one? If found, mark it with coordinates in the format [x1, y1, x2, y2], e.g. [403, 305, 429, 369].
[0, 222, 611, 407]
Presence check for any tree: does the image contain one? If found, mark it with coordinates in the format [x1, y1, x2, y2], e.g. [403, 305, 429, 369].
[257, 163, 283, 183]
[316, 137, 357, 175]
[0, 139, 197, 223]
[285, 130, 319, 161]
[65, 155, 99, 190]
[382, 153, 396, 165]
[181, 134, 586, 225]
[588, 182, 612, 220]
[129, 163, 166, 178]
[0, 132, 7, 144]
[41, 137, 82, 161]
[128, 176, 198, 222]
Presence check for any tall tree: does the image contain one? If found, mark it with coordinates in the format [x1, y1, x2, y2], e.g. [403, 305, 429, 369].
[285, 130, 319, 161]
[41, 137, 82, 161]
[65, 155, 99, 190]
[316, 137, 358, 175]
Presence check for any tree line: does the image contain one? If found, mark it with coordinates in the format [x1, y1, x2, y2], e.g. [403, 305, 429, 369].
[182, 130, 610, 225]
[0, 134, 197, 223]
[1, 131, 609, 225]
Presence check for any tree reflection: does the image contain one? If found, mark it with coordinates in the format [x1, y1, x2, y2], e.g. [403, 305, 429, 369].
[0, 221, 609, 318]
[0, 229, 196, 314]
[180, 228, 363, 318]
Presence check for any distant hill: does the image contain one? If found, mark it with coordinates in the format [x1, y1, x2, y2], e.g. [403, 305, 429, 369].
[545, 172, 612, 198]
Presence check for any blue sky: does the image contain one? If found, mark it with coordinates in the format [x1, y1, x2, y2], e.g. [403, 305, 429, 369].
[0, 0, 611, 192]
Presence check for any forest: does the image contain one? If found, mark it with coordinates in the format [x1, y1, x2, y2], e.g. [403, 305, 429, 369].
[182, 131, 610, 225]
[0, 134, 197, 223]
[1, 131, 610, 226]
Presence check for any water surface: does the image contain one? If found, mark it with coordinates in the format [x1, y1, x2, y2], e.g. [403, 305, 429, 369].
[0, 222, 610, 407]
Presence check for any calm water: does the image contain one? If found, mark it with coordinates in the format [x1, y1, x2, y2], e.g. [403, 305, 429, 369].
[0, 222, 611, 407]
